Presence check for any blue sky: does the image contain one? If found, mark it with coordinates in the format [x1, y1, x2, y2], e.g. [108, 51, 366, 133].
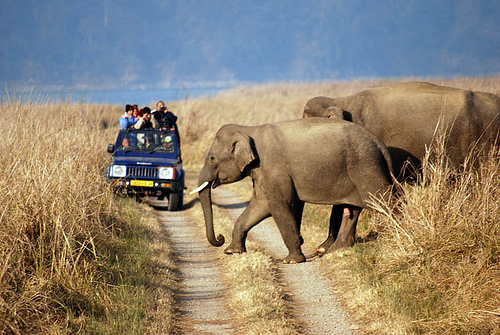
[1, 0, 499, 89]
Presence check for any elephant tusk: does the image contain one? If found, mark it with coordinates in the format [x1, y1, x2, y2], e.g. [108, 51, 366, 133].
[189, 181, 209, 194]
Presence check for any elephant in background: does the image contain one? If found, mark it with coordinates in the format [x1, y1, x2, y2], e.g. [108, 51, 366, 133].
[193, 118, 394, 264]
[303, 81, 500, 180]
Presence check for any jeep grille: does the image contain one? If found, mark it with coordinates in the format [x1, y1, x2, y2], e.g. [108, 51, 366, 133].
[128, 166, 158, 178]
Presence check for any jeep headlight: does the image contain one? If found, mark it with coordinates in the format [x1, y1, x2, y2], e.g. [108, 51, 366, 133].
[111, 165, 126, 178]
[158, 167, 175, 179]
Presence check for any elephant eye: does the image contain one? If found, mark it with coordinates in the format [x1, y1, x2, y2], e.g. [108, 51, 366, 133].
[327, 114, 332, 118]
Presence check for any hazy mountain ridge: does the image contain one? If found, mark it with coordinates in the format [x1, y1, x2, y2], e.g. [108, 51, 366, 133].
[1, 0, 499, 89]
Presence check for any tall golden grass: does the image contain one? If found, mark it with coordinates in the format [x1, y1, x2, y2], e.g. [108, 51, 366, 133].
[0, 101, 175, 333]
[361, 139, 500, 333]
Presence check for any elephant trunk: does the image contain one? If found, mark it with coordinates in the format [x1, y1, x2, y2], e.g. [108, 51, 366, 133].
[198, 167, 225, 247]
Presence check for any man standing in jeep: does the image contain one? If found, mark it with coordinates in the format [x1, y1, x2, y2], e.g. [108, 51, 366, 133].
[152, 100, 182, 160]
[152, 101, 177, 130]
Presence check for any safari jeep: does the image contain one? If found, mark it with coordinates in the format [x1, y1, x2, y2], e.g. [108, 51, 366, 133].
[106, 128, 184, 211]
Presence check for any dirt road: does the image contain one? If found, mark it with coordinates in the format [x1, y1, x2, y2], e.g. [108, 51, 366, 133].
[156, 210, 236, 334]
[154, 173, 356, 334]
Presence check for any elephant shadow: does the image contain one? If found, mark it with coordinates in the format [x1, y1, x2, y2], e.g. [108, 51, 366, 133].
[151, 198, 249, 211]
[181, 198, 200, 210]
[152, 197, 200, 211]
[213, 200, 250, 210]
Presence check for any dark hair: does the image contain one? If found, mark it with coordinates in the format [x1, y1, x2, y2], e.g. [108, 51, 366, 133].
[142, 106, 151, 114]
[125, 104, 133, 111]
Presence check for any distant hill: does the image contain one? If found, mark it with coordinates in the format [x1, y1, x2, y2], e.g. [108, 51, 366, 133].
[1, 0, 499, 89]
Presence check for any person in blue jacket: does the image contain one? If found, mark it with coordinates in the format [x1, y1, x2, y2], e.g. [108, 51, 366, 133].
[120, 104, 137, 129]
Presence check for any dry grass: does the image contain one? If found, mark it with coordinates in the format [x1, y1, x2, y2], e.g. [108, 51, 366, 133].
[354, 142, 500, 334]
[0, 101, 177, 333]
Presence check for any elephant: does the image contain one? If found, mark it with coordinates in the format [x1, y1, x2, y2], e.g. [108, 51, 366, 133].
[192, 118, 394, 264]
[303, 81, 500, 180]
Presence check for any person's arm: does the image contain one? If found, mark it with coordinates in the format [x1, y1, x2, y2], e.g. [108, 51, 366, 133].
[119, 117, 128, 129]
[151, 116, 159, 128]
[165, 111, 178, 124]
[134, 117, 144, 129]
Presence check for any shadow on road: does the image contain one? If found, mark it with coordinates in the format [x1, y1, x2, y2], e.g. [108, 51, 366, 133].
[151, 197, 200, 211]
[181, 198, 200, 210]
[213, 201, 249, 210]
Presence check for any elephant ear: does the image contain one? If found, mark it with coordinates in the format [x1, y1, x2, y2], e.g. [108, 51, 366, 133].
[325, 106, 345, 119]
[326, 106, 353, 122]
[231, 132, 255, 172]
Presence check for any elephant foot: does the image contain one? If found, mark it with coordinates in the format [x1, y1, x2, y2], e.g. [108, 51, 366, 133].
[282, 253, 306, 264]
[328, 239, 355, 252]
[317, 240, 334, 256]
[223, 244, 246, 254]
[305, 251, 322, 260]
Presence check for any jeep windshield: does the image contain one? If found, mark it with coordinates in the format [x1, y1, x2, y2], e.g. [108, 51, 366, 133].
[114, 129, 178, 156]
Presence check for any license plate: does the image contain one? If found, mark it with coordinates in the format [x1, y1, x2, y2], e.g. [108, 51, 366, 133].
[130, 180, 154, 187]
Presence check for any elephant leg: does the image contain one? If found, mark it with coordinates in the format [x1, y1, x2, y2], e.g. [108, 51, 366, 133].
[224, 195, 270, 255]
[317, 205, 343, 255]
[269, 200, 306, 264]
[264, 174, 305, 263]
[328, 205, 362, 251]
[293, 200, 305, 245]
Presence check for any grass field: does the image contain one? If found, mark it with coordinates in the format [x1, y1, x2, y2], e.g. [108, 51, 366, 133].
[1, 77, 499, 333]
[0, 103, 177, 333]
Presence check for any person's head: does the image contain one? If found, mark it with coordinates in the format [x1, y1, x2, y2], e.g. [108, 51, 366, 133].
[156, 101, 166, 112]
[132, 104, 139, 116]
[125, 104, 134, 117]
[142, 107, 152, 120]
[122, 137, 130, 148]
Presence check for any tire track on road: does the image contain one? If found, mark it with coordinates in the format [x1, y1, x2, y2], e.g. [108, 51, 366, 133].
[155, 207, 236, 334]
[211, 187, 357, 335]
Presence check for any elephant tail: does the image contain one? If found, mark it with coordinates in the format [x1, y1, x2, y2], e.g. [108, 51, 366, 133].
[362, 128, 396, 185]
[380, 142, 397, 184]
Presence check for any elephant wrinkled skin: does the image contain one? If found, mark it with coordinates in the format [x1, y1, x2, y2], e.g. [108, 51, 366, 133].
[303, 82, 500, 179]
[195, 118, 394, 264]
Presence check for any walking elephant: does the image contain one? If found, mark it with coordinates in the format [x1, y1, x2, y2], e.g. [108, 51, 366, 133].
[192, 118, 394, 264]
[303, 82, 500, 179]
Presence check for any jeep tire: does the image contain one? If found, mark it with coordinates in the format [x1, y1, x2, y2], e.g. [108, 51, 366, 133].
[168, 192, 183, 211]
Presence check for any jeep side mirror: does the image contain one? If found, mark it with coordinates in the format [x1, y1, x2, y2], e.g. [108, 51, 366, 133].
[107, 144, 114, 153]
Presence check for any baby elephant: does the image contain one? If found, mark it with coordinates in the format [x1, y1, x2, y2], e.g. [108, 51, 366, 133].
[193, 118, 394, 263]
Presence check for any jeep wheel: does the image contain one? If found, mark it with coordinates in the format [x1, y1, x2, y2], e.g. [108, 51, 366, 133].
[168, 192, 183, 211]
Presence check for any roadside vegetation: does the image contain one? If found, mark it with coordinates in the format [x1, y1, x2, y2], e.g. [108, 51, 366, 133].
[2, 76, 499, 333]
[0, 102, 177, 334]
